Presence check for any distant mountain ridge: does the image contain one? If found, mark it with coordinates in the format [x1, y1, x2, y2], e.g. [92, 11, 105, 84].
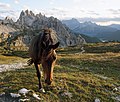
[108, 24, 120, 30]
[62, 18, 120, 41]
[62, 18, 80, 30]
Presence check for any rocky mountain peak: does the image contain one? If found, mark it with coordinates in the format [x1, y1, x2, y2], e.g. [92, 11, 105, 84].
[62, 18, 80, 30]
[20, 10, 35, 17]
[17, 10, 36, 27]
[0, 10, 86, 48]
[36, 13, 43, 18]
[25, 10, 35, 16]
[5, 16, 12, 20]
[19, 10, 26, 17]
[82, 21, 97, 26]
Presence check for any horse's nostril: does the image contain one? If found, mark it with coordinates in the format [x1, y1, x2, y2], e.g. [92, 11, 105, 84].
[45, 79, 47, 83]
[45, 79, 52, 85]
[47, 81, 52, 85]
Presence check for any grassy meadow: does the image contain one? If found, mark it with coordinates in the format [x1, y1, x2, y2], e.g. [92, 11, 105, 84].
[0, 42, 120, 102]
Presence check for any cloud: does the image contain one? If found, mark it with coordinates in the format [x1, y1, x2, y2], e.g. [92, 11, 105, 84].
[0, 2, 10, 9]
[42, 7, 100, 20]
[0, 10, 20, 21]
[87, 11, 100, 16]
[51, 7, 68, 13]
[72, 0, 82, 4]
[78, 17, 120, 23]
[23, 5, 30, 10]
[49, 0, 55, 5]
[14, 0, 19, 4]
[38, 7, 69, 19]
[108, 9, 120, 15]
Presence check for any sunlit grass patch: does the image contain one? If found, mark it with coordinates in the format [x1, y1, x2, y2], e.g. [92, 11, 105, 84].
[84, 42, 120, 53]
[0, 54, 26, 64]
[0, 64, 119, 101]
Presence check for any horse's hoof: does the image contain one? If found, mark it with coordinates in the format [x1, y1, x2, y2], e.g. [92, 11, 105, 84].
[39, 88, 45, 93]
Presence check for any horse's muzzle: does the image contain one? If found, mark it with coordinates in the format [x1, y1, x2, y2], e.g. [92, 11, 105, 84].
[45, 79, 52, 85]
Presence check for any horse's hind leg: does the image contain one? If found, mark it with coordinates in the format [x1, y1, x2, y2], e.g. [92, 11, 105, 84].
[34, 63, 45, 93]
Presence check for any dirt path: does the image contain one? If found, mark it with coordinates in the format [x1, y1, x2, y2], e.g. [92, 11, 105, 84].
[0, 62, 28, 72]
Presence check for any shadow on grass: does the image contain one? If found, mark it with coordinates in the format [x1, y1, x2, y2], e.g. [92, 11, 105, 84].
[0, 93, 20, 102]
[2, 51, 29, 58]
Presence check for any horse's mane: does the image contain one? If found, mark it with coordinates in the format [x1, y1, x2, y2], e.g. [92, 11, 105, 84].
[41, 28, 53, 48]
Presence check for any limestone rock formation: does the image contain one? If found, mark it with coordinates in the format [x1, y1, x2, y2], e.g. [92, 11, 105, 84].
[0, 10, 86, 50]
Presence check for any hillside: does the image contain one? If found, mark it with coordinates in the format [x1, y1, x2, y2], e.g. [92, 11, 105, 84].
[80, 34, 102, 43]
[96, 30, 120, 41]
[0, 43, 120, 101]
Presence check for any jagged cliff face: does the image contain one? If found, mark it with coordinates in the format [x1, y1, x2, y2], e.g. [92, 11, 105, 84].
[0, 10, 85, 50]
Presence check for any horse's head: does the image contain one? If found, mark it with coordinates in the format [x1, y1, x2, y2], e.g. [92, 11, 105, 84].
[41, 42, 59, 85]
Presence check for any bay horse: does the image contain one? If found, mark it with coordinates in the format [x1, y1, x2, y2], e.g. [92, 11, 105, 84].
[28, 28, 59, 92]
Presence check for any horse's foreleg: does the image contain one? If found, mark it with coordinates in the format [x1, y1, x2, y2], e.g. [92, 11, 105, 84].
[34, 63, 42, 89]
[34, 63, 45, 93]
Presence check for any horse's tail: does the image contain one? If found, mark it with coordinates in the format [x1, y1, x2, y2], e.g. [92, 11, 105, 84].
[27, 59, 34, 66]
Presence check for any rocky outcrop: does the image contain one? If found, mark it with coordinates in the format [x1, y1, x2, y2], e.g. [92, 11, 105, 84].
[3, 16, 14, 25]
[0, 25, 16, 35]
[16, 10, 36, 28]
[0, 10, 85, 50]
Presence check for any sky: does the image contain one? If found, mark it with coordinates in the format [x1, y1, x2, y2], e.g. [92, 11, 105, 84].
[0, 0, 120, 25]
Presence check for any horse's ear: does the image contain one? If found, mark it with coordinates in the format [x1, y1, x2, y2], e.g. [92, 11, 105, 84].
[50, 42, 60, 50]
